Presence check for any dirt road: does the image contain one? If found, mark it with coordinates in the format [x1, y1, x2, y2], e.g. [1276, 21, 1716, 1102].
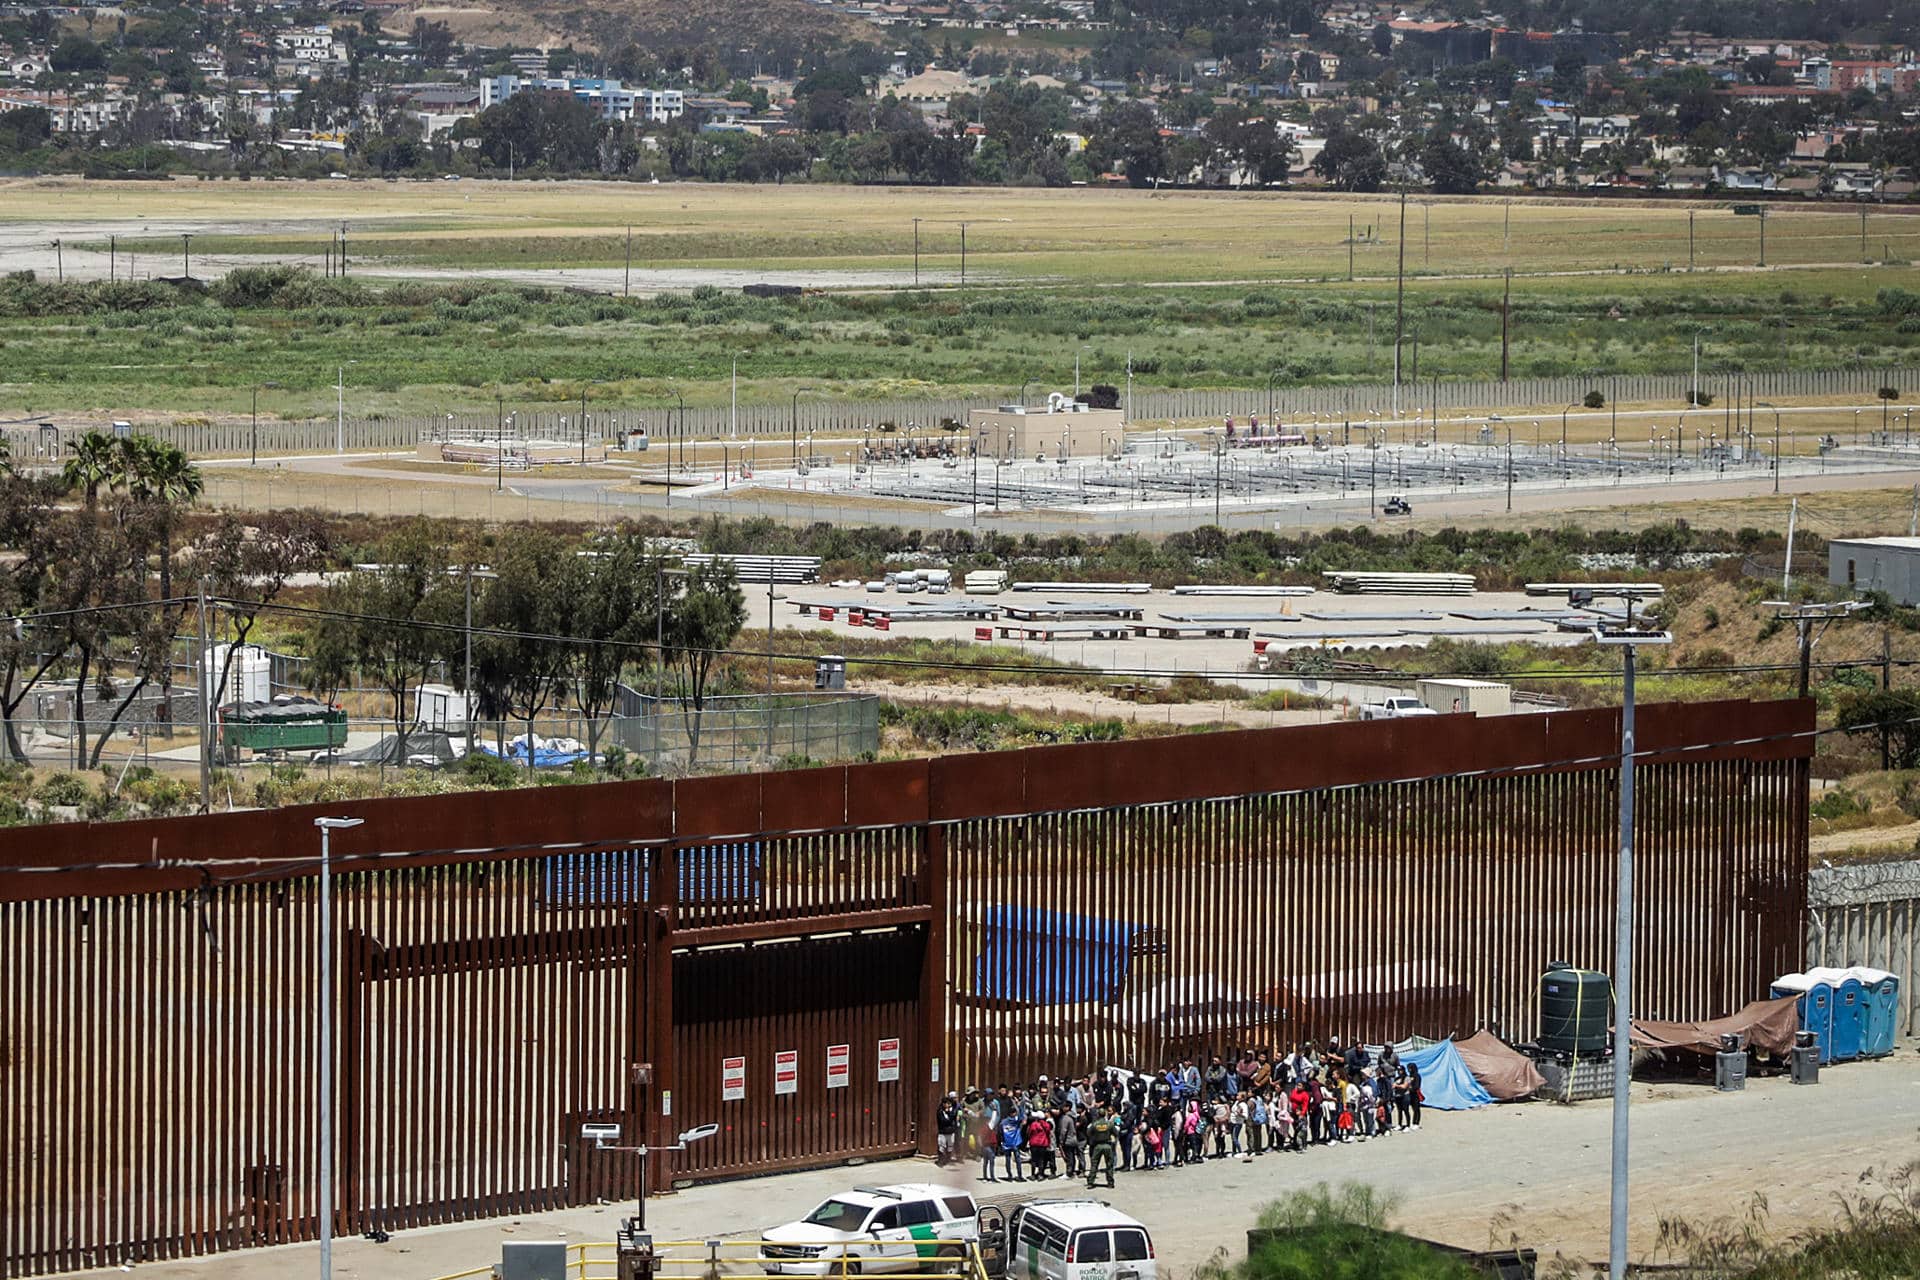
[58, 1055, 1920, 1280]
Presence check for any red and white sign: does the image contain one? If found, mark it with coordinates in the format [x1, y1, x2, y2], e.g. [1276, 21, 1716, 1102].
[721, 1056, 747, 1102]
[826, 1043, 851, 1090]
[774, 1049, 799, 1096]
[877, 1037, 901, 1083]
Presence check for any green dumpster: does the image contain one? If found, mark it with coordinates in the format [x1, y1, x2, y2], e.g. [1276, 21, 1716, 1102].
[218, 700, 349, 755]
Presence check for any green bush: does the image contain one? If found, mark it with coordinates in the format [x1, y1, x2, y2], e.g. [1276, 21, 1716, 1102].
[34, 772, 91, 807]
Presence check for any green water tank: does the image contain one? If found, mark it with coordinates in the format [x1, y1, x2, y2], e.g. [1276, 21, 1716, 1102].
[1540, 966, 1611, 1054]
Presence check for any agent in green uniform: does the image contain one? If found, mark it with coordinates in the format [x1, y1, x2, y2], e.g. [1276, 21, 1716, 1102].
[1083, 1105, 1118, 1189]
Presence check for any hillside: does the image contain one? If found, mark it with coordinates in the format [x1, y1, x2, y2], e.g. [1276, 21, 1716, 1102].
[400, 0, 877, 55]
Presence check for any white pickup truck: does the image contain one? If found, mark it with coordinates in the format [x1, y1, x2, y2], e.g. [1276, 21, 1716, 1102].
[1359, 696, 1439, 720]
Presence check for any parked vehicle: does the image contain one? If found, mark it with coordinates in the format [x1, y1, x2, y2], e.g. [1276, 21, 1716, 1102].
[1007, 1201, 1155, 1280]
[761, 1184, 978, 1276]
[1358, 696, 1439, 720]
[1382, 496, 1412, 515]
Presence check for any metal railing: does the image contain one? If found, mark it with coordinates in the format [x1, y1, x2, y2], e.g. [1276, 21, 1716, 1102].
[427, 1237, 994, 1280]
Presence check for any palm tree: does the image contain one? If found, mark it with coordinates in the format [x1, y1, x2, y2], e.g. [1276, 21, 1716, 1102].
[62, 431, 118, 511]
[125, 439, 203, 605]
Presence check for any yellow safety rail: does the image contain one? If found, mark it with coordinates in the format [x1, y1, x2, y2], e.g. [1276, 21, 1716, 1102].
[425, 1237, 997, 1280]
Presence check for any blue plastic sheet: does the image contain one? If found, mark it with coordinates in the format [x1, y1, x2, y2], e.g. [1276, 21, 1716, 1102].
[1396, 1039, 1494, 1110]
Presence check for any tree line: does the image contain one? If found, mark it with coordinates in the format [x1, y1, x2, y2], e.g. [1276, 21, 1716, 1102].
[0, 434, 753, 790]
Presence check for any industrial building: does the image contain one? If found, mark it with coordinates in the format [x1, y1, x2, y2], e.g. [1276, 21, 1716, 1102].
[1828, 536, 1920, 603]
[968, 397, 1123, 461]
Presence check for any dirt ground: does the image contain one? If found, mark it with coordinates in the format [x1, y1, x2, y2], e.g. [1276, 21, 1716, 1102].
[56, 1055, 1920, 1280]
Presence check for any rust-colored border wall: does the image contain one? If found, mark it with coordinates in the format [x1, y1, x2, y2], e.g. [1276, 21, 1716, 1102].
[0, 699, 1812, 1279]
[0, 697, 1809, 901]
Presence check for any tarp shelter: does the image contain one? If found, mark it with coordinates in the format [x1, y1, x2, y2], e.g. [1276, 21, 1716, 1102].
[968, 907, 1159, 1007]
[1453, 1030, 1546, 1101]
[1630, 995, 1799, 1057]
[340, 730, 461, 767]
[1397, 1039, 1493, 1110]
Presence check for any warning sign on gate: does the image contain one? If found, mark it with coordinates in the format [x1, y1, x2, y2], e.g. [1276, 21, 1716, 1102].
[826, 1043, 851, 1090]
[722, 1056, 747, 1102]
[877, 1037, 901, 1083]
[775, 1049, 799, 1096]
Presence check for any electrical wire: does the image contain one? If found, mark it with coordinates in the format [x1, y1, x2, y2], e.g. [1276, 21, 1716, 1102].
[0, 706, 1895, 881]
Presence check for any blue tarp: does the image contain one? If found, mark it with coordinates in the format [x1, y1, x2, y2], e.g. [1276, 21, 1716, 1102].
[970, 907, 1151, 1006]
[539, 844, 762, 908]
[477, 739, 594, 768]
[1397, 1039, 1493, 1110]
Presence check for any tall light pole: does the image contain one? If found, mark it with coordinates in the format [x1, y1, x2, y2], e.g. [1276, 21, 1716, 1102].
[1506, 425, 1514, 512]
[790, 387, 820, 468]
[912, 216, 922, 287]
[312, 815, 366, 1280]
[1587, 599, 1671, 1280]
[251, 381, 279, 467]
[580, 379, 604, 466]
[334, 362, 356, 454]
[1759, 401, 1781, 491]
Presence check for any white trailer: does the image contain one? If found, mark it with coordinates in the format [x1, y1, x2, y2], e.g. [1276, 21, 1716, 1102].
[1417, 678, 1513, 716]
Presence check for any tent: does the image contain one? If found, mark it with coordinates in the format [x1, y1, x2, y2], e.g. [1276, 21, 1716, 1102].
[1453, 1030, 1546, 1101]
[1631, 995, 1799, 1057]
[1396, 1039, 1494, 1110]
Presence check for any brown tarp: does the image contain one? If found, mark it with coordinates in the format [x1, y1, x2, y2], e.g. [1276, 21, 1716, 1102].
[1453, 1029, 1547, 1100]
[1630, 995, 1800, 1056]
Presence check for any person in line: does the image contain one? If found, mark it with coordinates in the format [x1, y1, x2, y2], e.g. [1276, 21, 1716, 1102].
[1024, 1108, 1053, 1179]
[936, 1093, 960, 1165]
[998, 1108, 1026, 1182]
[1406, 1063, 1424, 1130]
[1058, 1105, 1082, 1179]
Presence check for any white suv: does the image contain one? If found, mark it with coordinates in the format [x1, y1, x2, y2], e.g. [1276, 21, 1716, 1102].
[761, 1184, 979, 1276]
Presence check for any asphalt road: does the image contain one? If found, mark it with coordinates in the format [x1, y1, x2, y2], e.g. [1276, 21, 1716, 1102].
[57, 1053, 1920, 1280]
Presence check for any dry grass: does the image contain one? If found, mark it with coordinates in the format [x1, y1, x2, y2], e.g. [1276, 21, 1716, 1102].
[13, 176, 1920, 286]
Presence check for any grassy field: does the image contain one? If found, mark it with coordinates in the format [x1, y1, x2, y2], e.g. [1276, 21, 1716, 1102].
[5, 178, 1920, 420]
[17, 177, 1920, 282]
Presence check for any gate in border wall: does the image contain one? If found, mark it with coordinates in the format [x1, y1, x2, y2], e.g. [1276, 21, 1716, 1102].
[0, 699, 1809, 1277]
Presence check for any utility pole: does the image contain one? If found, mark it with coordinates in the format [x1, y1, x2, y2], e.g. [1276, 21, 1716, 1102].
[1500, 268, 1511, 383]
[1392, 191, 1407, 419]
[1862, 207, 1870, 263]
[1348, 213, 1354, 281]
[1783, 497, 1798, 596]
[108, 233, 116, 282]
[624, 226, 633, 297]
[913, 217, 922, 287]
[339, 222, 348, 274]
[1503, 197, 1511, 256]
[1883, 628, 1894, 771]
[335, 366, 347, 453]
[1770, 600, 1869, 701]
[1423, 200, 1431, 266]
[181, 232, 193, 280]
[1687, 209, 1695, 271]
[1758, 206, 1768, 268]
[52, 239, 61, 283]
[196, 583, 211, 813]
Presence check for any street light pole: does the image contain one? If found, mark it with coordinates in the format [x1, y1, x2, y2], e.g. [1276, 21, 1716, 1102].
[313, 816, 365, 1280]
[1586, 598, 1670, 1280]
[912, 217, 921, 287]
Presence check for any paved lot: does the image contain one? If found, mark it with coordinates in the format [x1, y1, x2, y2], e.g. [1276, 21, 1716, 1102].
[60, 1054, 1920, 1280]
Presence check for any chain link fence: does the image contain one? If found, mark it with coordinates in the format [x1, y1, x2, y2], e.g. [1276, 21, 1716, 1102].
[14, 365, 1920, 461]
[0, 694, 880, 779]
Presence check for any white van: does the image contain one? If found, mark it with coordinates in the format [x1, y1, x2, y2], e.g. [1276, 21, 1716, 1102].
[1006, 1202, 1155, 1280]
[761, 1183, 979, 1276]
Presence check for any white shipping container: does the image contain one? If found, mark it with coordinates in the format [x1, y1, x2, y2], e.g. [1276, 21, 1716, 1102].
[1417, 678, 1512, 717]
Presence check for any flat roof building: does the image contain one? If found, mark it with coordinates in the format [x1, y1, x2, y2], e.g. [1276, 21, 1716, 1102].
[1829, 536, 1920, 603]
[968, 396, 1122, 461]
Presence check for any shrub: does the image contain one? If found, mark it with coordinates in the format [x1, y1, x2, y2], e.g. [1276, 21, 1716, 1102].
[1583, 390, 1606, 409]
[34, 772, 90, 807]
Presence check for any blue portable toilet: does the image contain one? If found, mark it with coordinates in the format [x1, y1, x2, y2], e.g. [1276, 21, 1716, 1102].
[1820, 974, 1866, 1066]
[1771, 973, 1835, 1065]
[1851, 966, 1899, 1058]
